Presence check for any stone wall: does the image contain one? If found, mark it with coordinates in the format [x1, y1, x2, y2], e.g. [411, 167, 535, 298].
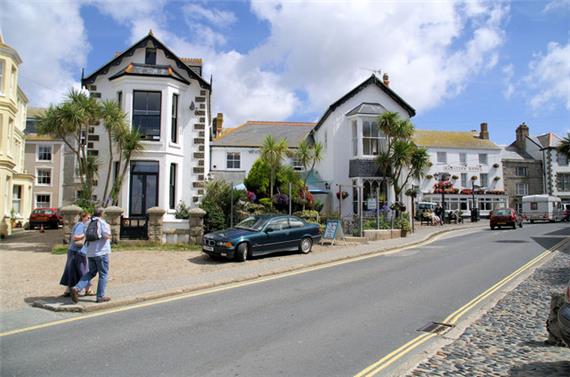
[502, 159, 544, 209]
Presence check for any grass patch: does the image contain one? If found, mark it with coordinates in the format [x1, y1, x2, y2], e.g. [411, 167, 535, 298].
[52, 242, 201, 254]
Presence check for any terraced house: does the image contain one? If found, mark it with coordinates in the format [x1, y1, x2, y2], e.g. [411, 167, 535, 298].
[414, 123, 507, 217]
[81, 31, 212, 219]
[0, 34, 33, 237]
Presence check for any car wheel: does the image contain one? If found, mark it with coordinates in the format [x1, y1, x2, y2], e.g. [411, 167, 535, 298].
[299, 237, 313, 254]
[490, 225, 495, 230]
[236, 242, 249, 262]
[512, 223, 516, 230]
[530, 220, 534, 224]
[519, 222, 523, 228]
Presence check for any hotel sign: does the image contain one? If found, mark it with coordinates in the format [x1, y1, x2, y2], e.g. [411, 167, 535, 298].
[445, 165, 482, 172]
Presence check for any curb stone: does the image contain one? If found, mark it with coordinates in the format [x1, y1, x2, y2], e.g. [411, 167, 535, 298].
[33, 224, 485, 313]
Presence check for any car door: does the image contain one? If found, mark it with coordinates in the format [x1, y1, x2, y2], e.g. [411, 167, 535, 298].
[288, 216, 307, 248]
[261, 217, 291, 253]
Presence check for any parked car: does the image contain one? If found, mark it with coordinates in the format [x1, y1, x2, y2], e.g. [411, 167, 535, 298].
[489, 208, 523, 230]
[202, 215, 321, 261]
[29, 208, 62, 229]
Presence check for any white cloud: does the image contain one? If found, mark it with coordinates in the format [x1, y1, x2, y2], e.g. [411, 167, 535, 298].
[543, 0, 570, 13]
[183, 3, 236, 27]
[0, 0, 89, 106]
[502, 64, 515, 99]
[524, 42, 570, 111]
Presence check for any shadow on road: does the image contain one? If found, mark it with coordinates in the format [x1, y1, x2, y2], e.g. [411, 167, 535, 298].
[508, 360, 570, 376]
[495, 240, 530, 243]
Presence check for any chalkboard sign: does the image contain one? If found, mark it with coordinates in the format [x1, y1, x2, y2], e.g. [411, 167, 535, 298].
[320, 220, 346, 246]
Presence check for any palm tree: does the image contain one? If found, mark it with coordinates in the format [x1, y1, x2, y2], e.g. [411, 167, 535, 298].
[37, 89, 101, 202]
[100, 100, 128, 204]
[296, 140, 324, 209]
[260, 135, 289, 207]
[110, 128, 143, 205]
[558, 133, 570, 158]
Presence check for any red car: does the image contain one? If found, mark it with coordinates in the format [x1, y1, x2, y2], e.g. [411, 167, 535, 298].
[29, 208, 62, 229]
[490, 208, 523, 230]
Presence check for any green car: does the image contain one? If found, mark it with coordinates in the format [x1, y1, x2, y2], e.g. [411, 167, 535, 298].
[202, 215, 321, 261]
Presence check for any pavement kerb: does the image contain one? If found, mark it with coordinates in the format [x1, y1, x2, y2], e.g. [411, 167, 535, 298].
[35, 224, 486, 313]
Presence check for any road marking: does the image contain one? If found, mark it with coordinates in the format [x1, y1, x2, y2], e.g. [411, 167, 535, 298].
[354, 236, 570, 377]
[0, 227, 481, 338]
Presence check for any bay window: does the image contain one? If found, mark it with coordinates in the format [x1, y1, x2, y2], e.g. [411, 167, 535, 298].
[133, 91, 161, 141]
[362, 120, 380, 156]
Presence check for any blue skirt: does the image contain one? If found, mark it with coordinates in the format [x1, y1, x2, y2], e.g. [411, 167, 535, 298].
[59, 250, 88, 287]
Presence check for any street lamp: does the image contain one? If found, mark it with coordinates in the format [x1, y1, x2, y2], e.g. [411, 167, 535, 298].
[471, 177, 480, 222]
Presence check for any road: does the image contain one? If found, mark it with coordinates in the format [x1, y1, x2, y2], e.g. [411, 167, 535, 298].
[1, 223, 568, 377]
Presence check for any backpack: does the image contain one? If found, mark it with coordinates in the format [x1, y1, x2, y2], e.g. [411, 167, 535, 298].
[85, 219, 102, 242]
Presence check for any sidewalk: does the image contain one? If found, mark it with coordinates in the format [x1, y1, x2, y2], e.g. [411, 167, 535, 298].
[32, 222, 485, 313]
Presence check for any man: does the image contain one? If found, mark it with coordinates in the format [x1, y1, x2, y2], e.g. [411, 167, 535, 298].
[71, 207, 112, 303]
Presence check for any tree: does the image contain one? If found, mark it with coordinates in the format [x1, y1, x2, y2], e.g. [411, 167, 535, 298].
[100, 100, 128, 204]
[296, 140, 324, 209]
[558, 133, 570, 159]
[260, 135, 289, 207]
[376, 112, 428, 201]
[110, 127, 143, 205]
[37, 89, 101, 203]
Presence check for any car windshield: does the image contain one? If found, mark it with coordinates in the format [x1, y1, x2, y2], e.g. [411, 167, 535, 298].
[33, 209, 53, 215]
[235, 217, 267, 231]
[494, 209, 511, 216]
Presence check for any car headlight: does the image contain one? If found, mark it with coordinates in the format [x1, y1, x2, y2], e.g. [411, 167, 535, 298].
[217, 241, 233, 247]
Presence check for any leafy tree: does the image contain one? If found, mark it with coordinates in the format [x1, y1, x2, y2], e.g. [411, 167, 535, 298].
[200, 180, 247, 232]
[244, 159, 271, 196]
[376, 112, 429, 201]
[260, 135, 289, 207]
[110, 127, 143, 205]
[558, 133, 570, 159]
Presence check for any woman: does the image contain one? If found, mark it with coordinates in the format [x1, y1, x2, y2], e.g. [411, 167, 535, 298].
[60, 211, 93, 297]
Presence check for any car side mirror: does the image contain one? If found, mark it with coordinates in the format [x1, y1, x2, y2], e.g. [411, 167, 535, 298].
[265, 227, 274, 233]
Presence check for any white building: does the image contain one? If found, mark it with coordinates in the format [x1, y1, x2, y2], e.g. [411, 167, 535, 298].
[309, 74, 416, 217]
[413, 123, 507, 216]
[82, 31, 211, 219]
[210, 120, 315, 183]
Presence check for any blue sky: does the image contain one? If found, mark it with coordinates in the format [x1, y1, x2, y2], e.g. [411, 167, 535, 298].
[2, 0, 569, 145]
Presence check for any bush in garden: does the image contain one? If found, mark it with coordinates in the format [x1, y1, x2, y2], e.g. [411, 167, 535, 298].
[272, 193, 289, 211]
[200, 180, 247, 232]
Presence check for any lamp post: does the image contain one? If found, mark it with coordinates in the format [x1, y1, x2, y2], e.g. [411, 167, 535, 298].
[471, 177, 479, 222]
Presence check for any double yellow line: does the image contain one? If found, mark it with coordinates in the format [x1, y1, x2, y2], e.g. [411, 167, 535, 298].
[355, 236, 570, 377]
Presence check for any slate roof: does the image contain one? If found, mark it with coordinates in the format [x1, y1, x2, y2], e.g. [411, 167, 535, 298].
[413, 130, 501, 150]
[212, 121, 316, 148]
[346, 102, 388, 116]
[531, 132, 562, 149]
[312, 74, 416, 132]
[500, 144, 536, 160]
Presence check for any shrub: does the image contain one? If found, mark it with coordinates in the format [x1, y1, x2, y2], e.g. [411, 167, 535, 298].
[200, 180, 247, 233]
[175, 201, 190, 219]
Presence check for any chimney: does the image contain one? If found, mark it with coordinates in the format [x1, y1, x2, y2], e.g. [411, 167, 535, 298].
[212, 113, 224, 138]
[479, 122, 489, 140]
[515, 122, 529, 150]
[382, 73, 390, 87]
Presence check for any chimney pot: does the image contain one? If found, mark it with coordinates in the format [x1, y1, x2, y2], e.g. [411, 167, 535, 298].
[515, 122, 529, 150]
[382, 73, 390, 87]
[479, 122, 489, 140]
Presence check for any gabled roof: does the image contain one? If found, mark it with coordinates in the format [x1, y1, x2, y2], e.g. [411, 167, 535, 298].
[312, 74, 415, 132]
[82, 32, 210, 89]
[533, 132, 562, 149]
[413, 130, 500, 150]
[500, 144, 537, 161]
[346, 102, 388, 116]
[212, 121, 316, 148]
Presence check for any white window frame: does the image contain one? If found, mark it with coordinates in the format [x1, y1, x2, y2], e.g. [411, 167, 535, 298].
[480, 173, 488, 187]
[226, 152, 241, 169]
[479, 153, 488, 165]
[362, 120, 381, 156]
[35, 193, 51, 208]
[352, 120, 357, 157]
[516, 183, 528, 195]
[36, 167, 52, 186]
[12, 185, 22, 216]
[37, 144, 53, 161]
[461, 173, 467, 188]
[558, 152, 568, 166]
[459, 153, 467, 164]
[437, 152, 447, 164]
[515, 166, 528, 177]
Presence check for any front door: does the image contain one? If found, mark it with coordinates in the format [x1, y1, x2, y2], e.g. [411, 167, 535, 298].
[129, 161, 159, 217]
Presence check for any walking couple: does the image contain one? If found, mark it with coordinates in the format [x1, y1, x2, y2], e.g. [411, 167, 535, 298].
[59, 207, 112, 304]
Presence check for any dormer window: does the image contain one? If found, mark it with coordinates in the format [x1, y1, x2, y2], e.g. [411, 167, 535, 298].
[145, 48, 157, 65]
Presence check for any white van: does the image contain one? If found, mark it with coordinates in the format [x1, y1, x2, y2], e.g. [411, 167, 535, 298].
[522, 195, 564, 223]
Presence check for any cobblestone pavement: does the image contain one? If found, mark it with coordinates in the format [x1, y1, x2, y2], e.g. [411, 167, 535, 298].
[406, 248, 570, 377]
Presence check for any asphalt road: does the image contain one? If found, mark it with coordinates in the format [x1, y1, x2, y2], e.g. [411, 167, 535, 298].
[1, 223, 568, 377]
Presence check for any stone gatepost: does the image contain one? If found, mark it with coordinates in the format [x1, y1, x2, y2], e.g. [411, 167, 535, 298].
[104, 206, 124, 244]
[147, 207, 166, 243]
[60, 205, 82, 244]
[188, 208, 206, 245]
